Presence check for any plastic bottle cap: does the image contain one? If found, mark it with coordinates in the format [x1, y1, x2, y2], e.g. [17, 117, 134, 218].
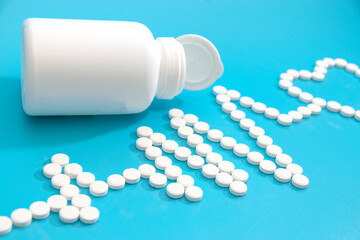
[176, 34, 224, 91]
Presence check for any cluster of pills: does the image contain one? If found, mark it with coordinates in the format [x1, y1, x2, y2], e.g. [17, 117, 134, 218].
[214, 58, 360, 126]
[136, 126, 203, 202]
[167, 108, 309, 190]
[169, 110, 251, 196]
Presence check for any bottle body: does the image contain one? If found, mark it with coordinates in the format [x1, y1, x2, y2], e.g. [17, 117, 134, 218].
[22, 18, 161, 115]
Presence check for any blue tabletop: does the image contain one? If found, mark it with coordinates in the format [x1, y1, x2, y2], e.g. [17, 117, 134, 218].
[1, 0, 360, 239]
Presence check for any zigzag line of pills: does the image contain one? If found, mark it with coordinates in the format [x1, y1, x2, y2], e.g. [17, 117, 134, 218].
[0, 148, 201, 236]
[168, 109, 308, 190]
[214, 57, 360, 126]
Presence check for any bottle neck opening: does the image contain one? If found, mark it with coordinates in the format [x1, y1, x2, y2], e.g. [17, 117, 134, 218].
[155, 37, 186, 99]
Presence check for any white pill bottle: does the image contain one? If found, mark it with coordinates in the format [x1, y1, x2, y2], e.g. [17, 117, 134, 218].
[21, 18, 224, 116]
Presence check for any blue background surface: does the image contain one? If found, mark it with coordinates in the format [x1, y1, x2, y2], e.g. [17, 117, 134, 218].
[1, 0, 360, 239]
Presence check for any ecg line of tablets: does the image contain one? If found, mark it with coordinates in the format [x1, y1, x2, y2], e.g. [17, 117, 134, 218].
[214, 57, 360, 126]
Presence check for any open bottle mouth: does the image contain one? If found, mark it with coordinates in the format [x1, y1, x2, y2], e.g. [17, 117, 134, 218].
[176, 34, 224, 91]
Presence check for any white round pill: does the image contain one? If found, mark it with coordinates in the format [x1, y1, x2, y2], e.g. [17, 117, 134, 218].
[60, 184, 80, 200]
[168, 108, 184, 119]
[326, 101, 341, 112]
[206, 152, 223, 165]
[299, 70, 312, 80]
[183, 114, 198, 126]
[187, 155, 205, 169]
[277, 114, 293, 126]
[316, 59, 329, 68]
[312, 72, 325, 82]
[64, 163, 83, 179]
[299, 92, 313, 103]
[11, 209, 32, 228]
[335, 58, 347, 68]
[230, 110, 246, 122]
[345, 63, 359, 73]
[166, 183, 185, 199]
[194, 121, 210, 134]
[287, 69, 300, 78]
[259, 160, 276, 174]
[162, 140, 179, 153]
[288, 111, 303, 122]
[280, 73, 294, 81]
[286, 163, 303, 175]
[71, 194, 91, 209]
[278, 79, 293, 90]
[233, 143, 250, 157]
[202, 164, 220, 179]
[247, 152, 264, 165]
[275, 154, 293, 167]
[218, 161, 235, 173]
[264, 107, 280, 119]
[136, 137, 153, 151]
[308, 103, 322, 115]
[107, 174, 125, 190]
[297, 106, 311, 118]
[291, 174, 309, 189]
[355, 110, 360, 121]
[314, 66, 327, 74]
[137, 126, 153, 138]
[79, 206, 99, 224]
[177, 175, 195, 188]
[266, 145, 282, 158]
[220, 137, 237, 150]
[222, 102, 237, 114]
[138, 164, 156, 179]
[51, 174, 70, 189]
[239, 118, 255, 130]
[47, 195, 67, 212]
[340, 106, 355, 117]
[43, 163, 62, 178]
[287, 86, 302, 97]
[149, 173, 167, 188]
[155, 156, 172, 170]
[356, 69, 360, 78]
[207, 129, 224, 142]
[213, 85, 227, 95]
[164, 165, 182, 180]
[185, 186, 203, 202]
[323, 57, 335, 67]
[215, 172, 233, 187]
[30, 201, 50, 220]
[59, 206, 79, 223]
[239, 96, 254, 108]
[187, 134, 203, 147]
[229, 181, 247, 196]
[89, 181, 108, 197]
[216, 94, 231, 105]
[274, 168, 292, 183]
[249, 126, 265, 139]
[170, 117, 186, 130]
[226, 90, 241, 101]
[312, 97, 326, 108]
[195, 143, 212, 157]
[232, 169, 249, 182]
[178, 126, 194, 139]
[251, 102, 266, 114]
[150, 133, 166, 146]
[51, 153, 69, 167]
[145, 146, 162, 160]
[174, 147, 192, 161]
[0, 216, 12, 235]
[76, 172, 95, 188]
[123, 168, 141, 184]
[256, 135, 273, 148]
